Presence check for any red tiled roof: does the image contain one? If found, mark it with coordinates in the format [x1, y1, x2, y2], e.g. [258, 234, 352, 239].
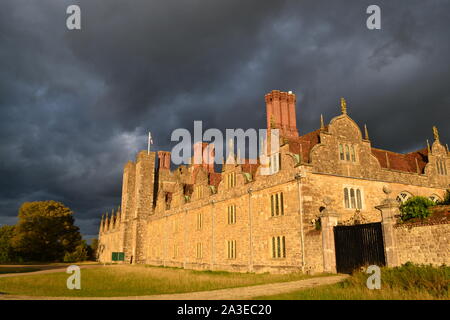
[240, 159, 260, 176]
[183, 184, 193, 197]
[288, 128, 323, 162]
[371, 147, 428, 173]
[208, 172, 222, 187]
[286, 126, 429, 174]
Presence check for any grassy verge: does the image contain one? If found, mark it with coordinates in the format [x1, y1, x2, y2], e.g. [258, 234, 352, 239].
[0, 264, 322, 297]
[254, 263, 450, 300]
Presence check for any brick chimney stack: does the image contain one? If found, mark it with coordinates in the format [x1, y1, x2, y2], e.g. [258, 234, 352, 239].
[193, 142, 215, 172]
[265, 90, 299, 138]
[157, 151, 171, 170]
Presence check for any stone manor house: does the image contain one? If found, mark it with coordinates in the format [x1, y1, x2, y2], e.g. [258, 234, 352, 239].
[98, 90, 449, 273]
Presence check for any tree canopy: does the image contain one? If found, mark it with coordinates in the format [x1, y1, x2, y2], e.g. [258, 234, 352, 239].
[399, 196, 435, 222]
[11, 201, 82, 262]
[0, 225, 17, 263]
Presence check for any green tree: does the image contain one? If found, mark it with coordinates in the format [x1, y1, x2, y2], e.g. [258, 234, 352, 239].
[399, 196, 435, 222]
[89, 238, 99, 260]
[12, 201, 82, 262]
[0, 225, 17, 263]
[64, 240, 89, 262]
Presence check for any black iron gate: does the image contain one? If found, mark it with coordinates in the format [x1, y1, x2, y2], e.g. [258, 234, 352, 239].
[334, 222, 386, 274]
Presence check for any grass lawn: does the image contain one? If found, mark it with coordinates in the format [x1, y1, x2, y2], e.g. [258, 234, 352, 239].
[254, 264, 450, 300]
[0, 265, 321, 297]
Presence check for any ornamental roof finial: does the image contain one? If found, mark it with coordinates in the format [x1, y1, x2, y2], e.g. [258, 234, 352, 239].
[432, 126, 439, 142]
[364, 124, 370, 140]
[320, 114, 325, 130]
[341, 97, 347, 114]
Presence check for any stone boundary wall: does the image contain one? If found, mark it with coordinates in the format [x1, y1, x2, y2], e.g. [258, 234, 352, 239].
[394, 222, 449, 266]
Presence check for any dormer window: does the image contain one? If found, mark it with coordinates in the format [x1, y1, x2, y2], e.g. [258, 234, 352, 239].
[436, 159, 447, 175]
[351, 146, 356, 162]
[226, 172, 236, 189]
[339, 144, 356, 163]
[195, 185, 203, 199]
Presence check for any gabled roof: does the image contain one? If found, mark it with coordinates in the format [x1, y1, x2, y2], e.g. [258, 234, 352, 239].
[208, 172, 222, 187]
[371, 147, 428, 173]
[288, 128, 323, 162]
[286, 125, 430, 174]
[240, 158, 260, 176]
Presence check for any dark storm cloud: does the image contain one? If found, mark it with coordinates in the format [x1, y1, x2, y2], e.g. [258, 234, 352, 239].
[0, 0, 449, 236]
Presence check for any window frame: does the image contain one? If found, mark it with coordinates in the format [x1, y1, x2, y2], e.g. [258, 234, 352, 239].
[343, 186, 364, 210]
[339, 144, 345, 160]
[270, 235, 286, 259]
[196, 212, 203, 230]
[270, 192, 284, 217]
[339, 143, 357, 163]
[226, 240, 237, 259]
[227, 204, 236, 224]
[196, 242, 203, 259]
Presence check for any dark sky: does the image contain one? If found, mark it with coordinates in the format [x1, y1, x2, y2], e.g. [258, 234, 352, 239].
[1, 0, 449, 238]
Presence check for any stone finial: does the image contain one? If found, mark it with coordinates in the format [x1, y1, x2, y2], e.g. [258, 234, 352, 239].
[432, 126, 440, 142]
[415, 158, 420, 174]
[427, 139, 431, 153]
[341, 97, 347, 115]
[446, 144, 449, 154]
[320, 114, 325, 130]
[105, 213, 109, 231]
[364, 124, 370, 140]
[385, 152, 390, 168]
[226, 138, 235, 164]
[228, 138, 234, 154]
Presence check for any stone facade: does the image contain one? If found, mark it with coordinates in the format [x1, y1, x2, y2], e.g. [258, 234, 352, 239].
[98, 90, 449, 273]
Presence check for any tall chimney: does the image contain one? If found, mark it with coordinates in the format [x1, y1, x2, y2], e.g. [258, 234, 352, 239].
[265, 90, 298, 138]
